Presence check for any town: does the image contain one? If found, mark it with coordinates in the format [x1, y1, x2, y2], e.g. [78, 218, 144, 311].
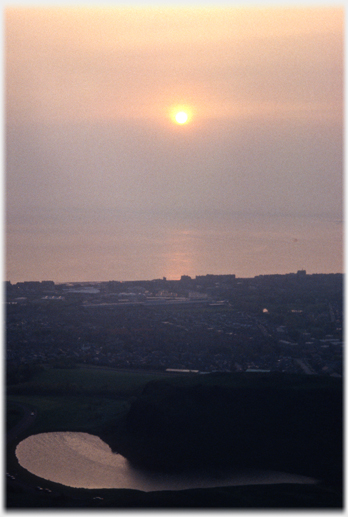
[6, 271, 343, 379]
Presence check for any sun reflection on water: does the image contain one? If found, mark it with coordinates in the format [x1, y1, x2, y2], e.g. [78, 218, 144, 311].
[16, 432, 318, 491]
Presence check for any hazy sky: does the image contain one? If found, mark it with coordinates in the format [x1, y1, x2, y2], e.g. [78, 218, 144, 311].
[5, 6, 343, 282]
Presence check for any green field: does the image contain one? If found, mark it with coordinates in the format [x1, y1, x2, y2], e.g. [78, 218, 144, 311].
[6, 403, 25, 431]
[8, 394, 128, 434]
[8, 365, 169, 397]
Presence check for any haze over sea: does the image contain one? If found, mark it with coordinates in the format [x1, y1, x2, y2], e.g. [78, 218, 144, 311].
[6, 8, 343, 283]
[6, 209, 342, 284]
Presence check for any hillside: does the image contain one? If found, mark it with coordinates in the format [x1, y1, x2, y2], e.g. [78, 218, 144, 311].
[102, 372, 342, 488]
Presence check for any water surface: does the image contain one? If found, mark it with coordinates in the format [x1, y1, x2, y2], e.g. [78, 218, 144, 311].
[16, 432, 317, 491]
[7, 211, 342, 283]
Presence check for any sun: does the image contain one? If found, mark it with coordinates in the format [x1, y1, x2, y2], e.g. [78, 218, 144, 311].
[175, 111, 188, 124]
[169, 105, 193, 125]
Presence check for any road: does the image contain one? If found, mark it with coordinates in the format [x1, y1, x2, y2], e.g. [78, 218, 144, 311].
[294, 359, 314, 375]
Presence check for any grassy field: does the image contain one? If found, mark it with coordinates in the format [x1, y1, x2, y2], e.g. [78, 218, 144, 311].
[7, 394, 128, 435]
[7, 365, 170, 397]
[6, 403, 25, 431]
[7, 366, 342, 437]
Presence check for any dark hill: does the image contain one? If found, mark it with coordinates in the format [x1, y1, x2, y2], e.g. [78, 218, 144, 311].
[108, 373, 342, 489]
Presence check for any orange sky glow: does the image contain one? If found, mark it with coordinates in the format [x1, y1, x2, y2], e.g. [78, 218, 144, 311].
[6, 7, 342, 125]
[5, 6, 343, 282]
